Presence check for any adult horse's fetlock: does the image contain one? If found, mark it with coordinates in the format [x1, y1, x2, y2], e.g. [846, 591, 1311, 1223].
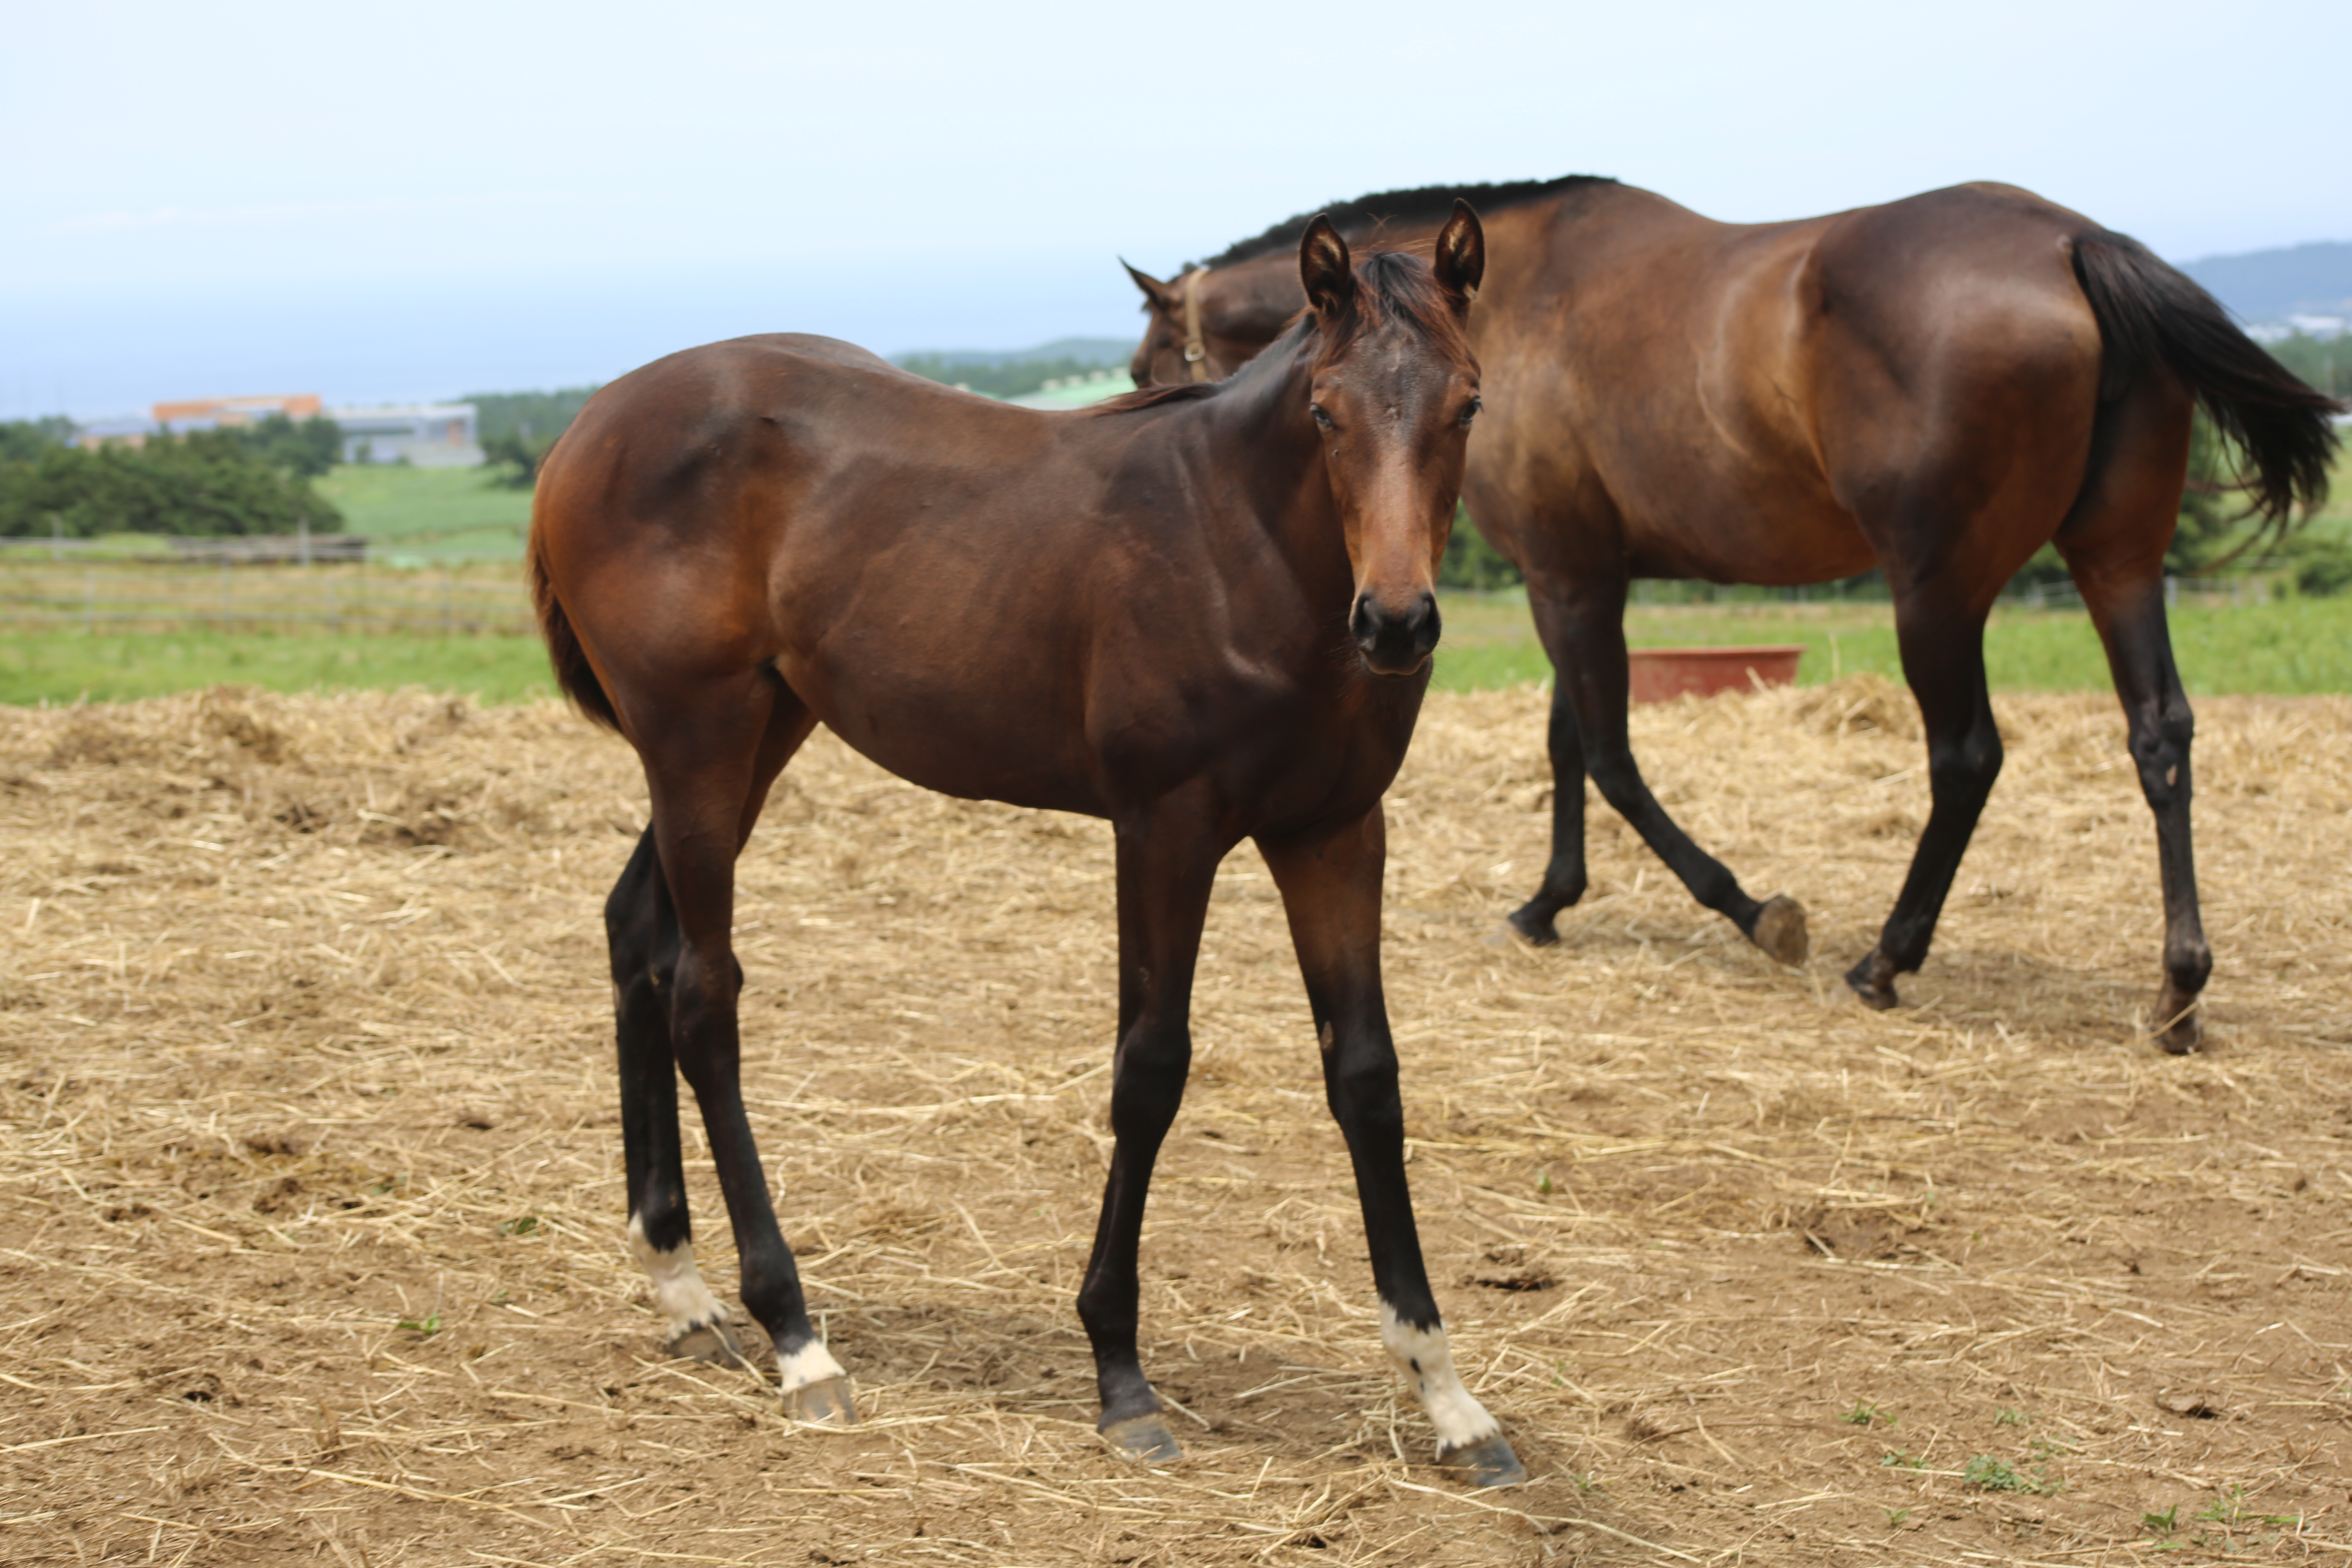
[1749, 893, 1811, 967]
[1844, 949, 1901, 1010]
[1506, 895, 1564, 946]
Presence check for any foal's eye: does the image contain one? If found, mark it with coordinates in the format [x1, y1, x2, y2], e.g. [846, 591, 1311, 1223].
[1310, 403, 1335, 430]
[1459, 396, 1483, 427]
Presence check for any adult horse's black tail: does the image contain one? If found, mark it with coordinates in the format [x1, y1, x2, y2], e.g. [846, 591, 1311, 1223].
[526, 525, 623, 733]
[2071, 230, 2345, 530]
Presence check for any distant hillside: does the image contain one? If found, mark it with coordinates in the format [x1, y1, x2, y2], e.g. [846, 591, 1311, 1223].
[2180, 241, 2352, 324]
[896, 336, 1135, 371]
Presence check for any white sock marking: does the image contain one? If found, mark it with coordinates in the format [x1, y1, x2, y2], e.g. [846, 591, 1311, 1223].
[1380, 1303, 1501, 1452]
[628, 1214, 728, 1339]
[776, 1336, 847, 1395]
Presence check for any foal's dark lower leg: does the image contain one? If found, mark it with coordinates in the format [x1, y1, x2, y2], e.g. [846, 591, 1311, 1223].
[1261, 813, 1525, 1487]
[608, 830, 739, 1361]
[1845, 603, 2002, 1008]
[1074, 817, 1217, 1463]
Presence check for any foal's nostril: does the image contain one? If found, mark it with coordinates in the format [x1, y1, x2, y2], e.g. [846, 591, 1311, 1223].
[1350, 592, 1378, 644]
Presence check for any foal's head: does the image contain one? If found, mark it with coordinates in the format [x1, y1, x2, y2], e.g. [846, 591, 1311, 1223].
[1298, 201, 1485, 677]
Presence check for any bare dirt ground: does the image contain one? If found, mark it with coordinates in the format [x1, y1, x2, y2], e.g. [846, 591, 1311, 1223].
[1, 679, 2348, 1566]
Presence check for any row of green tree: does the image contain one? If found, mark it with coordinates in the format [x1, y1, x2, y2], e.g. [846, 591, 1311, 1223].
[0, 415, 345, 538]
[893, 352, 1127, 401]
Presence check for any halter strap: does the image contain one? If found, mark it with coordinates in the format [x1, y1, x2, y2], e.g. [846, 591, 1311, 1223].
[1180, 268, 1212, 383]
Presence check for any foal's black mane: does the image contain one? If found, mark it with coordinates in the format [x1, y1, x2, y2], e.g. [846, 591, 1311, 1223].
[1195, 175, 1615, 271]
[1091, 252, 1465, 418]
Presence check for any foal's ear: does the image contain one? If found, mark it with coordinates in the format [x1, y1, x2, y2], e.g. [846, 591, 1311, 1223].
[1121, 259, 1178, 312]
[1299, 215, 1356, 317]
[1433, 199, 1485, 307]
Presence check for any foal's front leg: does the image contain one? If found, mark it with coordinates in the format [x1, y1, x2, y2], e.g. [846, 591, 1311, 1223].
[1075, 807, 1222, 1464]
[1258, 808, 1527, 1487]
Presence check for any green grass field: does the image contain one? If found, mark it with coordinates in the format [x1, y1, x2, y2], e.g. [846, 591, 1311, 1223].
[312, 465, 533, 562]
[1, 592, 2347, 708]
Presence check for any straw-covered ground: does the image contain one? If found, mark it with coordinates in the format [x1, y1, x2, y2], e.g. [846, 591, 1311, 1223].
[2, 679, 2348, 1566]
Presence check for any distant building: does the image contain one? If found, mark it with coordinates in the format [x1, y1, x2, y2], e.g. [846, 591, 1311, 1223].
[74, 392, 325, 450]
[331, 403, 482, 467]
[69, 392, 484, 467]
[154, 393, 324, 429]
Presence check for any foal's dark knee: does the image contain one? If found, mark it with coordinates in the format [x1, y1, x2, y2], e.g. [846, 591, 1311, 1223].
[1107, 1025, 1191, 1140]
[1325, 1045, 1405, 1141]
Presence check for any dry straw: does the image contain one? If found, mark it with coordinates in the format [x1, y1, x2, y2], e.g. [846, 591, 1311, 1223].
[1, 678, 2348, 1564]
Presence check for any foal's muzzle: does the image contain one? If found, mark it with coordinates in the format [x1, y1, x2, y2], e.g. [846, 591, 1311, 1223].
[1352, 590, 1441, 677]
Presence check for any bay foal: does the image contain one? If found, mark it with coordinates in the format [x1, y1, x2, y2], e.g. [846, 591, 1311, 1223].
[528, 207, 1526, 1484]
[1126, 178, 2343, 1051]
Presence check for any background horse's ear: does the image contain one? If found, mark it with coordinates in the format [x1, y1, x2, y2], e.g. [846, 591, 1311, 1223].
[1121, 259, 1177, 310]
[1299, 216, 1355, 317]
[1433, 199, 1485, 307]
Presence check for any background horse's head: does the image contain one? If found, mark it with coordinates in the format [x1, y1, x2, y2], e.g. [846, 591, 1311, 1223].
[1297, 201, 1485, 677]
[1123, 258, 1301, 388]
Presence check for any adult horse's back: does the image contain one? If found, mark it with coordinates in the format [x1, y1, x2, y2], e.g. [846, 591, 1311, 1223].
[1127, 178, 2343, 1052]
[529, 209, 1529, 1483]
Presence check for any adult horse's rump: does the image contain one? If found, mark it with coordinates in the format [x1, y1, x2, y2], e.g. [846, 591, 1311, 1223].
[1127, 178, 2344, 1052]
[529, 208, 1529, 1483]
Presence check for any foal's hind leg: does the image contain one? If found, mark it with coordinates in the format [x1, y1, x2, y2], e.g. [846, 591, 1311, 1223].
[1510, 567, 1808, 964]
[608, 829, 740, 1364]
[1843, 590, 2001, 1008]
[631, 671, 852, 1420]
[1260, 808, 1525, 1488]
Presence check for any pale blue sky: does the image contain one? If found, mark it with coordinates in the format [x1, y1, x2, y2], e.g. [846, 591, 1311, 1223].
[5, 0, 2346, 418]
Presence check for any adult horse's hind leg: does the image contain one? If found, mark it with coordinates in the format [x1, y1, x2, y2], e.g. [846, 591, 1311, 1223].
[2066, 574, 2207, 1052]
[2056, 412, 2212, 1053]
[1260, 808, 1526, 1488]
[608, 827, 741, 1364]
[630, 669, 851, 1420]
[1075, 801, 1221, 1466]
[1844, 590, 2001, 1009]
[1508, 568, 1808, 965]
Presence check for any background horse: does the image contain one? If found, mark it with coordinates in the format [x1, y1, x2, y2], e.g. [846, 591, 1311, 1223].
[527, 208, 1528, 1484]
[1126, 177, 2344, 1053]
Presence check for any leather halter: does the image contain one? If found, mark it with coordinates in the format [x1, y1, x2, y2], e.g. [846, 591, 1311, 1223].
[1179, 268, 1212, 383]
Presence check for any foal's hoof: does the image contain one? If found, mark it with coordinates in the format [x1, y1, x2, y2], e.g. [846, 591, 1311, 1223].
[1439, 1431, 1529, 1489]
[1505, 902, 1561, 948]
[1751, 894, 1811, 967]
[665, 1318, 746, 1367]
[1101, 1413, 1185, 1466]
[1844, 952, 1899, 1011]
[784, 1376, 859, 1426]
[2152, 986, 2204, 1056]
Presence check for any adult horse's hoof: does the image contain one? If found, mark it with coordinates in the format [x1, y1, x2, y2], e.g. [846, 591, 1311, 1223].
[1505, 901, 1561, 947]
[1439, 1432, 1528, 1488]
[2152, 984, 2204, 1055]
[1101, 1413, 1185, 1466]
[784, 1375, 860, 1426]
[1844, 952, 1899, 1011]
[1751, 894, 1810, 967]
[665, 1317, 747, 1367]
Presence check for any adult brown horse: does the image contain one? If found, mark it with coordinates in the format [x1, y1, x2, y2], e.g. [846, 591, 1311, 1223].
[1126, 177, 2343, 1053]
[527, 207, 1529, 1484]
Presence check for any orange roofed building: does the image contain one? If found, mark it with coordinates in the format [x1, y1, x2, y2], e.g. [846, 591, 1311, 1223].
[150, 393, 324, 430]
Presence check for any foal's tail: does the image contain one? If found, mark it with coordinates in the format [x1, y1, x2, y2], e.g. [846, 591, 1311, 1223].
[2071, 230, 2345, 532]
[525, 523, 622, 733]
